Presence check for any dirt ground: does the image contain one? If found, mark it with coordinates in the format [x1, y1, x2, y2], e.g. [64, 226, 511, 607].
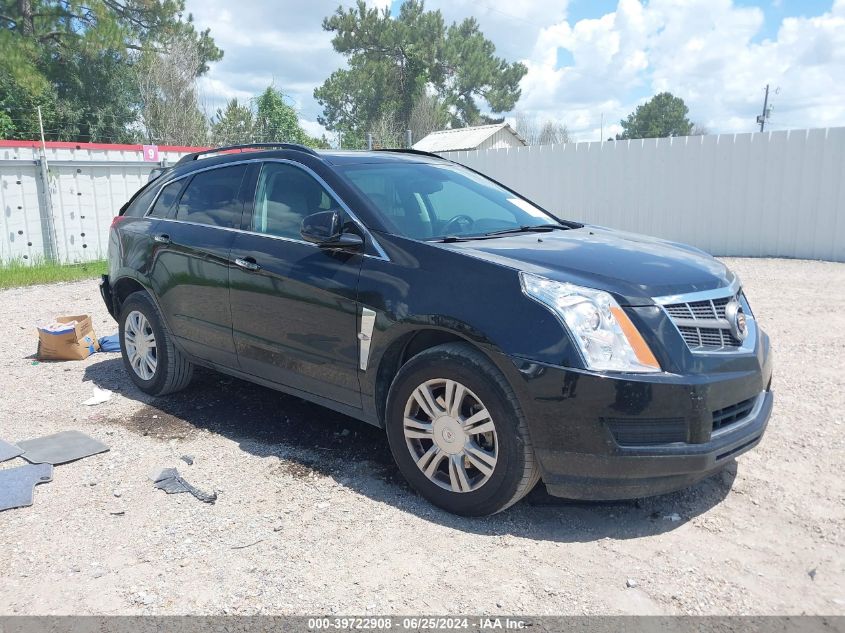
[0, 257, 842, 615]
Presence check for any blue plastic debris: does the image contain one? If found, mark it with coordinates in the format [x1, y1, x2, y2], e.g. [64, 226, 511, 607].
[98, 334, 120, 352]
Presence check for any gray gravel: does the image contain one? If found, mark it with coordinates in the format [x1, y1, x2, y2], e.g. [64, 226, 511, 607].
[0, 257, 842, 615]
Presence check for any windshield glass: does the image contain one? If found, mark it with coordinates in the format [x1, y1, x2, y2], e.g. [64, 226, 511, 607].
[339, 162, 559, 240]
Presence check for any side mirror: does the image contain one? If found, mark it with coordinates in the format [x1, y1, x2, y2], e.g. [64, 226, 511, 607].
[300, 210, 364, 251]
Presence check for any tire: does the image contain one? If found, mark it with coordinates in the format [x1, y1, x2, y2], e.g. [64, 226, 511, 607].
[385, 342, 540, 516]
[118, 290, 193, 396]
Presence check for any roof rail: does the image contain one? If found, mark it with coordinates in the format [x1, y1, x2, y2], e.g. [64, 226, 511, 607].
[373, 148, 448, 161]
[174, 143, 320, 166]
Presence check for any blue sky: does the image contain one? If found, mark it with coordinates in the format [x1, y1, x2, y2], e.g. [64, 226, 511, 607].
[188, 0, 845, 141]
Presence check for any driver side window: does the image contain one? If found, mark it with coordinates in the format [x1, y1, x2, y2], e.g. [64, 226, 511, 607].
[252, 163, 337, 240]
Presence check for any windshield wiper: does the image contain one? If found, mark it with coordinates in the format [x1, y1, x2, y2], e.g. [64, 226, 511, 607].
[435, 224, 570, 242]
[483, 224, 569, 237]
[437, 235, 485, 243]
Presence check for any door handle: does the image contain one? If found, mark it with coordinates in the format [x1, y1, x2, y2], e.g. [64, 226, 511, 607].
[153, 233, 171, 244]
[234, 257, 261, 272]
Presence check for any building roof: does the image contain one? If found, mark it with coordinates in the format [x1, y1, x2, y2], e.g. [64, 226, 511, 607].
[412, 123, 526, 153]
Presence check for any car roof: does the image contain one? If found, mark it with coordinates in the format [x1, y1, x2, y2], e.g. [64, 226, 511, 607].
[146, 146, 452, 202]
[168, 147, 445, 175]
[317, 150, 445, 166]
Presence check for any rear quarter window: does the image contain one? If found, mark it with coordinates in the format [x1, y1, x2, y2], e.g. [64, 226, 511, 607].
[122, 183, 159, 217]
[148, 179, 186, 219]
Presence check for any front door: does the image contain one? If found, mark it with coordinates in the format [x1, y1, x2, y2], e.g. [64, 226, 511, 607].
[149, 163, 253, 367]
[229, 161, 363, 407]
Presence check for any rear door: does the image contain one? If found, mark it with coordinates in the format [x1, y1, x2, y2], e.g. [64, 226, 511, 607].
[229, 160, 363, 407]
[149, 163, 255, 368]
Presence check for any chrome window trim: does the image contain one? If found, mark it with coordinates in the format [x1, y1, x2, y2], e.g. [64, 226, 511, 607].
[142, 157, 390, 261]
[653, 278, 756, 355]
[711, 391, 766, 439]
[150, 217, 387, 260]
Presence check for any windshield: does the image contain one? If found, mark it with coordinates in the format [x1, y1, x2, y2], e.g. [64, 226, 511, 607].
[339, 161, 562, 240]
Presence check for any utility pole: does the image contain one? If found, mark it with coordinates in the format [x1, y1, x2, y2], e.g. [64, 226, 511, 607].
[757, 84, 770, 132]
[367, 133, 373, 151]
[406, 129, 412, 148]
[600, 113, 604, 142]
[35, 106, 58, 262]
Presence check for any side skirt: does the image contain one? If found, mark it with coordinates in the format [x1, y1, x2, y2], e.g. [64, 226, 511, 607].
[176, 340, 380, 428]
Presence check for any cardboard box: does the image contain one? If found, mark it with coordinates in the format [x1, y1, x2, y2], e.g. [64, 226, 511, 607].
[37, 315, 100, 361]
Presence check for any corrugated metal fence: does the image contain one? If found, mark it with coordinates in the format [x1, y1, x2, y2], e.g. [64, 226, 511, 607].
[2, 129, 844, 264]
[443, 127, 845, 262]
[0, 141, 194, 264]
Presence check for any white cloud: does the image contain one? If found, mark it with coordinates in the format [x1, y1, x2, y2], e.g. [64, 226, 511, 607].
[188, 0, 346, 130]
[517, 0, 845, 140]
[299, 118, 329, 141]
[187, 0, 845, 143]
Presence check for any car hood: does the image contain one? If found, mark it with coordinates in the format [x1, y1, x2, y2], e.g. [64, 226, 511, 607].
[438, 226, 735, 305]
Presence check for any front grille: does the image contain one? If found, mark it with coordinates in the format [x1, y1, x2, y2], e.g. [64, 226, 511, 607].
[677, 325, 742, 348]
[605, 417, 687, 446]
[662, 293, 745, 351]
[665, 296, 730, 320]
[712, 397, 756, 432]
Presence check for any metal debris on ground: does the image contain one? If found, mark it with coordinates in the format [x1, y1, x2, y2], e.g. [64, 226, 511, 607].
[151, 468, 217, 504]
[18, 430, 109, 465]
[0, 463, 54, 512]
[81, 386, 112, 406]
[0, 438, 24, 463]
[180, 455, 194, 466]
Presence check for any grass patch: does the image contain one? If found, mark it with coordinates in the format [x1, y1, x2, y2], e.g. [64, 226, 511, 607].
[0, 258, 107, 289]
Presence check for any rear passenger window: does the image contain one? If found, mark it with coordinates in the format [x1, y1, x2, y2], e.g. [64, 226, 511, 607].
[176, 165, 248, 228]
[149, 180, 185, 218]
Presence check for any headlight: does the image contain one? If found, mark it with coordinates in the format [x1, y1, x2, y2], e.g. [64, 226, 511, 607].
[520, 272, 661, 373]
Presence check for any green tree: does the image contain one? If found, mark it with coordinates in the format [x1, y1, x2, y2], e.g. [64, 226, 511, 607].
[0, 68, 54, 139]
[617, 92, 694, 139]
[0, 109, 12, 137]
[314, 0, 525, 145]
[0, 1, 221, 82]
[48, 49, 142, 142]
[254, 87, 330, 148]
[211, 99, 256, 146]
[209, 88, 330, 149]
[0, 0, 222, 141]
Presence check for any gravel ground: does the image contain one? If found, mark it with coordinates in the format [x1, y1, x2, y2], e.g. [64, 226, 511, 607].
[0, 257, 842, 616]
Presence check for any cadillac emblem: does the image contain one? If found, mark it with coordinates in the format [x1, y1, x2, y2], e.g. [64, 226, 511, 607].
[725, 299, 748, 342]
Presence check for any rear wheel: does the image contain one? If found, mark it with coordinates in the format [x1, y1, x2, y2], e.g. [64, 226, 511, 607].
[385, 342, 540, 516]
[119, 291, 193, 396]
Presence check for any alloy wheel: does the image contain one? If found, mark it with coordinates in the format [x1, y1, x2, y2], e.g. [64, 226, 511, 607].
[403, 378, 498, 493]
[124, 310, 157, 381]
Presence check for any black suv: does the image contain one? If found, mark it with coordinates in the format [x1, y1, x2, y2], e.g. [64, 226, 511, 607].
[101, 143, 773, 516]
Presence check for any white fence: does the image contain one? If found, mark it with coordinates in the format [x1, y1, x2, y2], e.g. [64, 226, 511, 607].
[2, 128, 844, 265]
[0, 141, 194, 264]
[443, 127, 845, 262]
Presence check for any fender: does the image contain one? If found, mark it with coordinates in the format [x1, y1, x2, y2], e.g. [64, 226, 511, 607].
[359, 312, 569, 427]
[107, 269, 192, 356]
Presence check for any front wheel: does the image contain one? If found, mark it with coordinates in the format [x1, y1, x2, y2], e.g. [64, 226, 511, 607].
[118, 291, 193, 396]
[385, 343, 540, 516]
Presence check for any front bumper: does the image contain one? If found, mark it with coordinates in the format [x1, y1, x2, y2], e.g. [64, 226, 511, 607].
[539, 390, 771, 499]
[508, 330, 774, 500]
